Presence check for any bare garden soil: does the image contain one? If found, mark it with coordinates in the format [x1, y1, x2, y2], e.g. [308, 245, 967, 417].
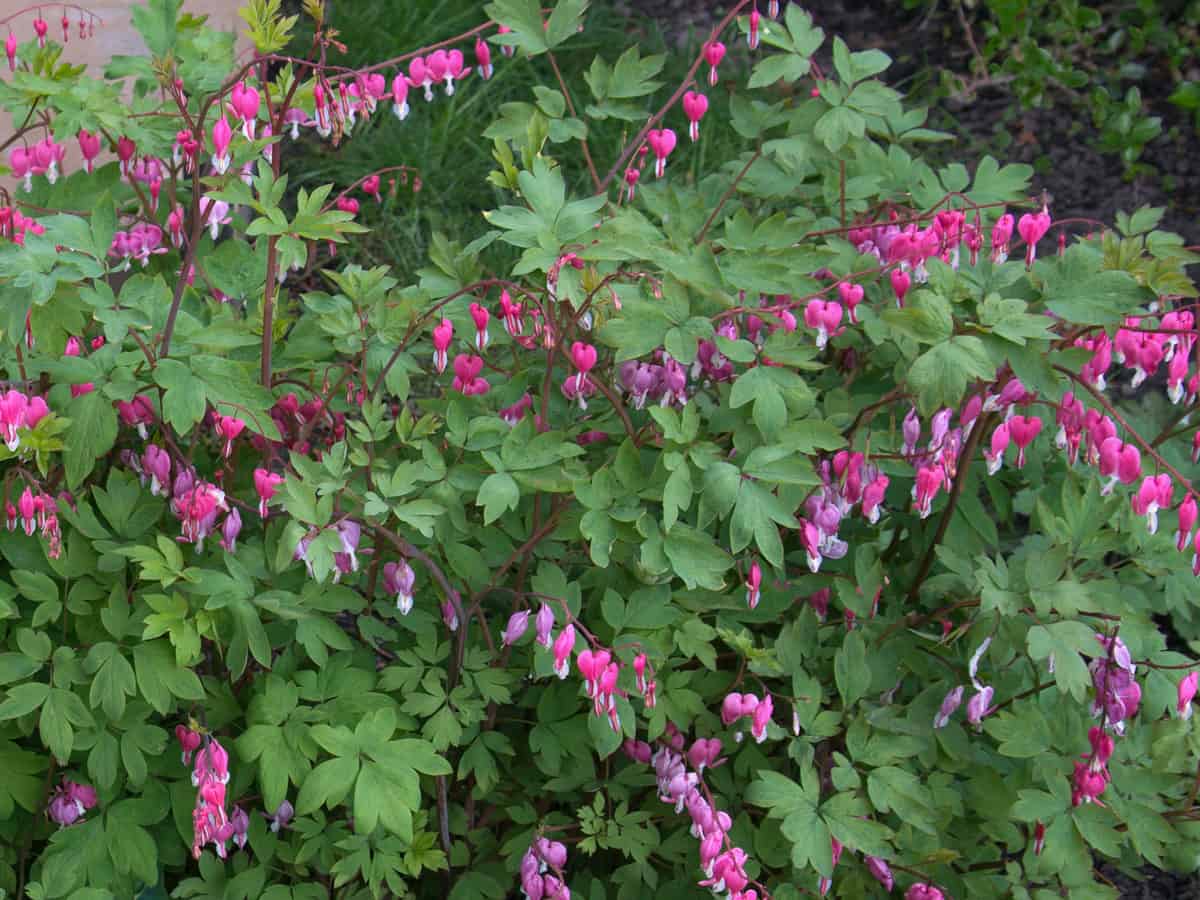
[618, 0, 1200, 245]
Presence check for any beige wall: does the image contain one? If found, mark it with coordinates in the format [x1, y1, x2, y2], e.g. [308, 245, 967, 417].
[0, 1, 249, 63]
[1, 1, 250, 182]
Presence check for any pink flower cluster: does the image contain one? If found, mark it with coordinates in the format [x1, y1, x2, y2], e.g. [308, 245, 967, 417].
[799, 450, 890, 573]
[849, 206, 1052, 295]
[0, 205, 46, 244]
[618, 354, 688, 409]
[300, 37, 499, 140]
[544, 606, 654, 734]
[0, 389, 49, 452]
[109, 223, 166, 269]
[7, 486, 63, 558]
[9, 138, 65, 191]
[251, 392, 346, 459]
[172, 479, 232, 550]
[182, 729, 248, 859]
[519, 836, 570, 900]
[624, 725, 760, 900]
[720, 692, 773, 743]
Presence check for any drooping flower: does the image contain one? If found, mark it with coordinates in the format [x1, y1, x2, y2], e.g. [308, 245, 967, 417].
[703, 41, 726, 86]
[933, 685, 964, 729]
[384, 559, 416, 614]
[230, 81, 261, 139]
[890, 268, 911, 307]
[838, 282, 864, 323]
[470, 302, 490, 351]
[501, 610, 530, 647]
[1178, 672, 1198, 720]
[866, 856, 894, 892]
[253, 468, 283, 519]
[1007, 415, 1042, 468]
[965, 685, 994, 729]
[474, 38, 493, 80]
[432, 318, 453, 374]
[266, 799, 294, 832]
[211, 115, 233, 174]
[214, 414, 246, 458]
[551, 624, 576, 679]
[646, 128, 677, 178]
[1178, 495, 1198, 553]
[682, 91, 708, 142]
[523, 605, 553, 652]
[220, 508, 242, 553]
[47, 780, 98, 827]
[1018, 208, 1052, 268]
[451, 354, 490, 396]
[745, 560, 762, 610]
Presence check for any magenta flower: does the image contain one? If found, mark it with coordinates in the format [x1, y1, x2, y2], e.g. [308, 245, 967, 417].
[646, 128, 677, 178]
[211, 115, 233, 174]
[682, 91, 708, 142]
[451, 354, 490, 396]
[470, 302, 490, 351]
[703, 40, 725, 86]
[254, 468, 284, 519]
[47, 779, 98, 827]
[1178, 672, 1198, 720]
[1018, 208, 1052, 268]
[214, 414, 246, 459]
[432, 318, 453, 373]
[551, 624, 576, 679]
[745, 560, 762, 610]
[866, 856, 894, 892]
[230, 82, 260, 139]
[890, 268, 911, 307]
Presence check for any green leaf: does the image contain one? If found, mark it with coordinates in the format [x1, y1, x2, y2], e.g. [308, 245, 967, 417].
[477, 473, 520, 525]
[131, 0, 181, 57]
[834, 631, 870, 707]
[484, 0, 549, 54]
[154, 359, 208, 433]
[64, 391, 118, 489]
[1026, 621, 1096, 702]
[296, 756, 360, 816]
[354, 761, 414, 841]
[663, 524, 732, 591]
[814, 106, 865, 152]
[1037, 244, 1150, 326]
[0, 681, 49, 719]
[907, 336, 994, 414]
[85, 643, 136, 721]
[132, 640, 204, 715]
[866, 766, 938, 835]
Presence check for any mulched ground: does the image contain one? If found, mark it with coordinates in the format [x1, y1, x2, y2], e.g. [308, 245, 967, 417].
[619, 3, 1200, 897]
[621, 0, 1199, 244]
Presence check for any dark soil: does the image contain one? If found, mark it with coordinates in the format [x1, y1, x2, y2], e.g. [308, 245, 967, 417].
[621, 0, 1200, 244]
[618, 4, 1200, 898]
